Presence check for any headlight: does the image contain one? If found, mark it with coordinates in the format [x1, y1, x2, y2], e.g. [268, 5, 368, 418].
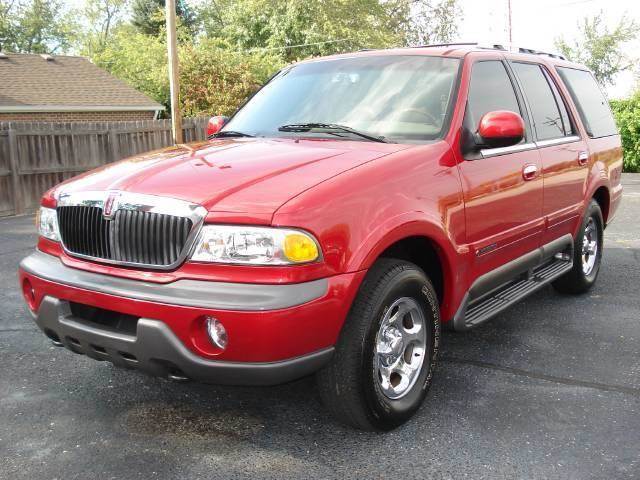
[190, 225, 320, 265]
[36, 207, 60, 241]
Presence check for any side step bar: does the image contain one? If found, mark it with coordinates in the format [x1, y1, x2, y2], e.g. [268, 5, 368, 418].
[452, 234, 574, 331]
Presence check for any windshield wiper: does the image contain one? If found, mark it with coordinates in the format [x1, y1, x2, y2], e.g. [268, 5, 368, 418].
[213, 130, 255, 138]
[278, 123, 388, 143]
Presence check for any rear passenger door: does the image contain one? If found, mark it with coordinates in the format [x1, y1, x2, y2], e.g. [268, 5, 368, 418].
[510, 61, 588, 245]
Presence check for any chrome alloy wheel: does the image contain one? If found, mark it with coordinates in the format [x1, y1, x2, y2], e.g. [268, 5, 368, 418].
[374, 297, 427, 400]
[582, 217, 598, 275]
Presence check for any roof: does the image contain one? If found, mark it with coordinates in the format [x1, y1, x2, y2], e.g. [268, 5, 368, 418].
[0, 53, 164, 112]
[307, 43, 585, 70]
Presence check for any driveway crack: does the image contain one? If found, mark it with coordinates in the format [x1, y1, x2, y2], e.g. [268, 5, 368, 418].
[442, 356, 640, 397]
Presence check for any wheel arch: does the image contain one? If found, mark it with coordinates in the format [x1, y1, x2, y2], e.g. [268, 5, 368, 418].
[348, 216, 461, 319]
[592, 185, 610, 224]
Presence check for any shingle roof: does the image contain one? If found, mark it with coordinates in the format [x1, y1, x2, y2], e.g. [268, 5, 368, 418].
[0, 53, 164, 111]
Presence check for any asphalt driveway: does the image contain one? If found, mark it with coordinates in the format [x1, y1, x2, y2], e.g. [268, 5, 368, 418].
[1, 175, 639, 479]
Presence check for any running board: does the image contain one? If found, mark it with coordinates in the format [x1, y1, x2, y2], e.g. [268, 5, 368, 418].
[452, 235, 574, 331]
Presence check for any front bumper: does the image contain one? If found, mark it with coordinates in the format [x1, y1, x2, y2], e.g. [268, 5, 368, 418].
[32, 296, 333, 385]
[20, 251, 365, 385]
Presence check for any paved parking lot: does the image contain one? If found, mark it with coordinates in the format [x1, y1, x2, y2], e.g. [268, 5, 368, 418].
[1, 175, 639, 479]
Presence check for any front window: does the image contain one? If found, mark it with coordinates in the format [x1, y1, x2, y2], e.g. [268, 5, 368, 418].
[223, 55, 460, 143]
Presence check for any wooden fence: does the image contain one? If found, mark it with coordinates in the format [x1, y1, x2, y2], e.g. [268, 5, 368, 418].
[0, 117, 209, 217]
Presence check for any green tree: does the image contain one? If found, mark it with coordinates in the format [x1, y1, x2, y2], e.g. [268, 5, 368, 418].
[13, 0, 76, 53]
[396, 0, 461, 46]
[555, 13, 639, 86]
[0, 1, 18, 51]
[610, 93, 640, 172]
[199, 0, 461, 61]
[92, 25, 282, 115]
[77, 0, 130, 56]
[131, 0, 195, 36]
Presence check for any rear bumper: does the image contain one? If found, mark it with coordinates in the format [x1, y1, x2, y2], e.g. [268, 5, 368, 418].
[19, 251, 365, 385]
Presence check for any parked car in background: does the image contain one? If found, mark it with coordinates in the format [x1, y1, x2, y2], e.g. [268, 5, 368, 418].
[19, 44, 623, 430]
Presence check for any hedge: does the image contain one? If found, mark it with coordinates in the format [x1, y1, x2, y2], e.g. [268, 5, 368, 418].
[611, 94, 640, 173]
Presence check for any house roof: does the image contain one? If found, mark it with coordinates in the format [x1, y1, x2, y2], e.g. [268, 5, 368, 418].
[0, 53, 164, 112]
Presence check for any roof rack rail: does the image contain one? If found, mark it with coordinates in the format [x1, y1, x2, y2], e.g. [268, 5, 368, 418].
[410, 42, 567, 60]
[416, 42, 507, 51]
[517, 47, 566, 60]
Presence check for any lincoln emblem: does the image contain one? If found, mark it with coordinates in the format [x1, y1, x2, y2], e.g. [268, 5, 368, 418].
[103, 192, 120, 219]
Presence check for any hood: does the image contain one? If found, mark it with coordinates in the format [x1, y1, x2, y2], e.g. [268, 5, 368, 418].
[54, 138, 410, 218]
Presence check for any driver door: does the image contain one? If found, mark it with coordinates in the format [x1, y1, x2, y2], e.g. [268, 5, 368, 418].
[457, 59, 544, 275]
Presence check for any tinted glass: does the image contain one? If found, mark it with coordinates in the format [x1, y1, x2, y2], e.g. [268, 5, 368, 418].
[224, 55, 460, 143]
[512, 62, 565, 140]
[557, 67, 618, 138]
[466, 61, 521, 130]
[543, 68, 574, 136]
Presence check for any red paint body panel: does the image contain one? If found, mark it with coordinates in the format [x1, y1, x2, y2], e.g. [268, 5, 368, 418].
[26, 47, 624, 368]
[20, 264, 366, 362]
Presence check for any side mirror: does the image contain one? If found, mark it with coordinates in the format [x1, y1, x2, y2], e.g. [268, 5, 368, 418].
[207, 115, 229, 138]
[476, 110, 524, 149]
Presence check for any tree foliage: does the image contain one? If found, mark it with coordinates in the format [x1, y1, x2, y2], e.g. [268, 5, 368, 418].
[77, 0, 130, 57]
[610, 94, 640, 172]
[555, 13, 639, 86]
[1, 0, 462, 117]
[0, 0, 76, 53]
[92, 25, 283, 116]
[131, 0, 195, 36]
[89, 0, 461, 116]
[199, 0, 460, 61]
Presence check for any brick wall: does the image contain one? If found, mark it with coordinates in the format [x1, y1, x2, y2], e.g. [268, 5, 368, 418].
[0, 111, 158, 122]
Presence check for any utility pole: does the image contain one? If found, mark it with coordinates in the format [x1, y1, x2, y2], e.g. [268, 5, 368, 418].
[507, 0, 513, 45]
[166, 0, 183, 144]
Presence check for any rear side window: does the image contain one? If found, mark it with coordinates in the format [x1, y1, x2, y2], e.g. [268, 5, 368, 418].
[512, 62, 573, 140]
[467, 61, 522, 130]
[557, 67, 618, 138]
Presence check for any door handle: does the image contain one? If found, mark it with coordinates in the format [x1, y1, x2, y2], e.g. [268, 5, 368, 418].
[522, 164, 538, 181]
[578, 151, 589, 165]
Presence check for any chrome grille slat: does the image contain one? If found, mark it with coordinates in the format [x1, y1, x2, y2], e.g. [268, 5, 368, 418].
[57, 204, 196, 269]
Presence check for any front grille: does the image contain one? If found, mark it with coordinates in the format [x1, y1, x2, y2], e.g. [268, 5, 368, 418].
[57, 205, 194, 267]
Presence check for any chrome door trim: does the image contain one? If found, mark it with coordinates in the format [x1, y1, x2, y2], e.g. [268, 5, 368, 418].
[534, 135, 580, 148]
[480, 142, 537, 158]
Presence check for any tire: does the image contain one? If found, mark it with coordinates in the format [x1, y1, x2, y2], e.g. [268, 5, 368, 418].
[316, 258, 440, 431]
[552, 199, 604, 294]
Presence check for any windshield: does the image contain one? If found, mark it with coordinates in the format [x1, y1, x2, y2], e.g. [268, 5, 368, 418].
[223, 55, 460, 143]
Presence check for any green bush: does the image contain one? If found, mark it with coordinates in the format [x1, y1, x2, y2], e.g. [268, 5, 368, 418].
[92, 28, 283, 118]
[179, 38, 284, 117]
[611, 93, 640, 172]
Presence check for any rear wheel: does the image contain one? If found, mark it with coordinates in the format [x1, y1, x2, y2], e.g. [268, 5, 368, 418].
[316, 258, 440, 431]
[552, 199, 604, 294]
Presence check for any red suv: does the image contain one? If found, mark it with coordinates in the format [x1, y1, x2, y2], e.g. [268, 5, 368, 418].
[19, 44, 623, 430]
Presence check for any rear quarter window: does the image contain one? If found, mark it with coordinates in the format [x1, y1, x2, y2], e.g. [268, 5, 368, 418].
[556, 67, 618, 138]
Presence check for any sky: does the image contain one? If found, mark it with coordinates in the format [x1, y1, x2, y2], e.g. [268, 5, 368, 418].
[455, 0, 640, 98]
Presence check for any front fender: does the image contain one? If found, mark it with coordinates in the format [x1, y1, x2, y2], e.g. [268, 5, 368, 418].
[347, 211, 467, 320]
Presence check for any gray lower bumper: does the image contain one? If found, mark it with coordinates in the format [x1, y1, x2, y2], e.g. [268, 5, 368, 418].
[34, 296, 334, 386]
[20, 251, 328, 311]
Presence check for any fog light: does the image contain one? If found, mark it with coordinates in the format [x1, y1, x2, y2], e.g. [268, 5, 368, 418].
[205, 316, 228, 349]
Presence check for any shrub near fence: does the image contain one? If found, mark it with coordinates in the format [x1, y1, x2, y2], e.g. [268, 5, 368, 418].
[611, 95, 640, 173]
[0, 117, 209, 217]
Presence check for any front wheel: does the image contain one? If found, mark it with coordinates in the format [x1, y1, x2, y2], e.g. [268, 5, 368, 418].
[552, 199, 604, 294]
[316, 258, 440, 431]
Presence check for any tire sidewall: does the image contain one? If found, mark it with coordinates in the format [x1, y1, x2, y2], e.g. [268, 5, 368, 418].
[577, 201, 604, 285]
[360, 268, 440, 430]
